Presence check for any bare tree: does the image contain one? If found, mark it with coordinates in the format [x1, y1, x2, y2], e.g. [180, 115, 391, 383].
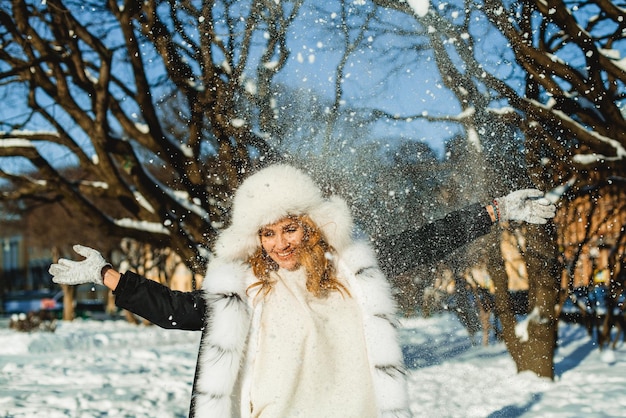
[2, 0, 625, 380]
[364, 0, 626, 379]
[0, 0, 303, 273]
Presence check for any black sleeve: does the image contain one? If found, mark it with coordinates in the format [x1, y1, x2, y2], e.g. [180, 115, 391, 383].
[375, 203, 493, 278]
[113, 271, 206, 331]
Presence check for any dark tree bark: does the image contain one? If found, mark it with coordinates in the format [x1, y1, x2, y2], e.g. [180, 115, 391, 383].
[0, 0, 302, 274]
[369, 0, 626, 378]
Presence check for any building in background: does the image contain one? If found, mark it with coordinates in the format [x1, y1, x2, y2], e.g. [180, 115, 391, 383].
[1, 235, 53, 292]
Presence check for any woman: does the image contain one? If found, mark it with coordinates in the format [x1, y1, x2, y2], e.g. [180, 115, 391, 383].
[49, 163, 556, 417]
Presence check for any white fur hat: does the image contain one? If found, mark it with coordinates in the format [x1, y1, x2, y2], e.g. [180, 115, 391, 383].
[212, 164, 354, 262]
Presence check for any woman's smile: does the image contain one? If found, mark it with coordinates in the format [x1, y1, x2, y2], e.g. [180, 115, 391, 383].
[259, 218, 305, 270]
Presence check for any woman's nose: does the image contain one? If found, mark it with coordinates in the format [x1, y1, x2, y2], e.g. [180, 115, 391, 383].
[275, 233, 289, 249]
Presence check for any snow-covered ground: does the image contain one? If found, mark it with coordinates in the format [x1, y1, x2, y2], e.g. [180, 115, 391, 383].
[1, 313, 624, 417]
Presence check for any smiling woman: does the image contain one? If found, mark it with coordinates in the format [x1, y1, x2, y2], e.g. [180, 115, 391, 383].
[48, 163, 556, 418]
[258, 217, 305, 271]
[249, 215, 350, 300]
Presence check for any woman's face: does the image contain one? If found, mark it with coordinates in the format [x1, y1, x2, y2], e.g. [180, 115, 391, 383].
[259, 217, 305, 271]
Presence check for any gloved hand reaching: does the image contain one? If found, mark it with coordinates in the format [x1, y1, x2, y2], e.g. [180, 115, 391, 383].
[495, 189, 556, 224]
[48, 245, 111, 286]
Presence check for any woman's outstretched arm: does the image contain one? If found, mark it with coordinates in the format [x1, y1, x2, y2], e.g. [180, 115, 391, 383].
[109, 268, 206, 331]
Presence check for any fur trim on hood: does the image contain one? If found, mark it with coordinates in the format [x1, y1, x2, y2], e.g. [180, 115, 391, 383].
[213, 164, 354, 263]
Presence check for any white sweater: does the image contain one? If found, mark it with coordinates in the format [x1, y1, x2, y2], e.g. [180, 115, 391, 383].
[249, 267, 377, 417]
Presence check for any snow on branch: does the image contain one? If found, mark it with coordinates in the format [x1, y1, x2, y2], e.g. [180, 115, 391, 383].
[133, 190, 156, 214]
[79, 180, 109, 189]
[141, 164, 210, 220]
[574, 149, 625, 164]
[545, 177, 576, 203]
[163, 135, 194, 158]
[114, 218, 170, 235]
[0, 138, 36, 148]
[1, 130, 61, 142]
[530, 100, 626, 163]
[406, 0, 430, 17]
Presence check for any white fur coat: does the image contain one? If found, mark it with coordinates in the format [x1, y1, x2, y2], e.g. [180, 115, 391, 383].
[189, 241, 411, 418]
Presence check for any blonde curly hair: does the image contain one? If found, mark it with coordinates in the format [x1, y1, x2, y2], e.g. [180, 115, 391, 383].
[247, 215, 350, 299]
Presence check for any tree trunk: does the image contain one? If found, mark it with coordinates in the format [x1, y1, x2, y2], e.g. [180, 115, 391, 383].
[51, 247, 77, 322]
[61, 284, 76, 321]
[520, 223, 559, 378]
[488, 231, 523, 360]
[105, 290, 117, 316]
[490, 224, 559, 379]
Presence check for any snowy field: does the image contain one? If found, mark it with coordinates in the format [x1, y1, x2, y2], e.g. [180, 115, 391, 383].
[1, 313, 625, 418]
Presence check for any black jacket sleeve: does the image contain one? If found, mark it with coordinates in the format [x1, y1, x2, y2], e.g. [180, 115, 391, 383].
[113, 271, 206, 331]
[375, 203, 493, 278]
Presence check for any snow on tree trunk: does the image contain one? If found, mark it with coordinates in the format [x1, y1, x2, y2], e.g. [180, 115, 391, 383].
[490, 224, 559, 379]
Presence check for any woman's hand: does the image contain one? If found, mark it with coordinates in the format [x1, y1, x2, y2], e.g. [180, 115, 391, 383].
[48, 244, 111, 286]
[495, 189, 556, 224]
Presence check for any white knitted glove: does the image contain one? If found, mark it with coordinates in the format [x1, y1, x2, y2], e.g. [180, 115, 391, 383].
[48, 245, 110, 286]
[495, 189, 556, 224]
